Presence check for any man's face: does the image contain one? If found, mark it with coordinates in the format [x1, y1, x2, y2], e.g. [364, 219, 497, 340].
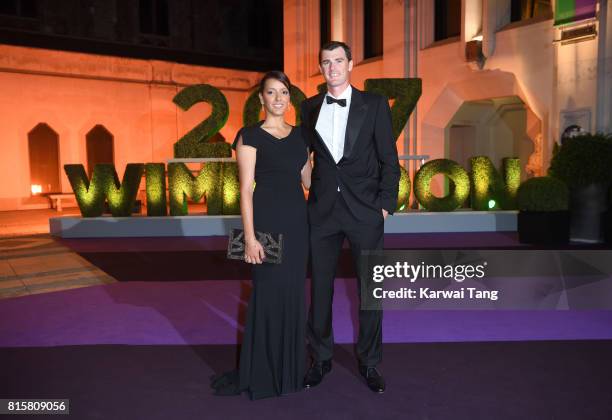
[319, 47, 353, 89]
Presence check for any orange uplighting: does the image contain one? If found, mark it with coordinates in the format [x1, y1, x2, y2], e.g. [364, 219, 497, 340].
[31, 184, 42, 195]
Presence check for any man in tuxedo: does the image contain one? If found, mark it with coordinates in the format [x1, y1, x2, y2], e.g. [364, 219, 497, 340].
[300, 41, 400, 393]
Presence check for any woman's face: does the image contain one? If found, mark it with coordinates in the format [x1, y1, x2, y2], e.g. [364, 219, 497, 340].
[259, 78, 290, 117]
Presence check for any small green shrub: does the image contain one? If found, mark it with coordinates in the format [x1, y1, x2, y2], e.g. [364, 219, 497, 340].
[548, 133, 612, 188]
[516, 176, 569, 212]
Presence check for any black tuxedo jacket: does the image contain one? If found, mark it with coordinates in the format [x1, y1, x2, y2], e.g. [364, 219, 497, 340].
[300, 86, 400, 225]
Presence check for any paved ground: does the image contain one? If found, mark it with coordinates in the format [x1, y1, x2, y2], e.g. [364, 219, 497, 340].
[0, 208, 80, 238]
[0, 209, 113, 299]
[0, 205, 205, 238]
[0, 235, 116, 299]
[0, 205, 206, 300]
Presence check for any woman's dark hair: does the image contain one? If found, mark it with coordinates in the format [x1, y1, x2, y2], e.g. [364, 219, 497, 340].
[258, 71, 291, 94]
[319, 41, 352, 62]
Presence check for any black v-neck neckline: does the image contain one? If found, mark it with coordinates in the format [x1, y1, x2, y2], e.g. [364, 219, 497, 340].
[259, 125, 294, 141]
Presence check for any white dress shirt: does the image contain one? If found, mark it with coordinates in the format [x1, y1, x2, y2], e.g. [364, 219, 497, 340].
[315, 85, 352, 164]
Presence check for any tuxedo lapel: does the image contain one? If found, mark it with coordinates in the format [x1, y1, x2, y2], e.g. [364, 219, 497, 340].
[309, 93, 335, 162]
[309, 93, 325, 129]
[341, 87, 368, 161]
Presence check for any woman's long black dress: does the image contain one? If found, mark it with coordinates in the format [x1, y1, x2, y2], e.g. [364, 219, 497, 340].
[212, 124, 308, 400]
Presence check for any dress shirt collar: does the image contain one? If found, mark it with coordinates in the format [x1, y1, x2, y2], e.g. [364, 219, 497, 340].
[326, 84, 352, 102]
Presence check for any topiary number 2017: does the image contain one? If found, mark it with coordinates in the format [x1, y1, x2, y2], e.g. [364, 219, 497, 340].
[172, 79, 422, 215]
[173, 79, 423, 157]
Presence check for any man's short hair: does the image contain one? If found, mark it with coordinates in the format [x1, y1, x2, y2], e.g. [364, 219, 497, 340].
[319, 41, 352, 63]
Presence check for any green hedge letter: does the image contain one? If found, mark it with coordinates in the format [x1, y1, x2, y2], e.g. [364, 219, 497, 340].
[397, 166, 411, 211]
[364, 78, 422, 141]
[168, 162, 223, 215]
[222, 162, 240, 214]
[145, 163, 167, 216]
[173, 84, 231, 158]
[64, 163, 144, 217]
[470, 157, 520, 210]
[414, 159, 470, 212]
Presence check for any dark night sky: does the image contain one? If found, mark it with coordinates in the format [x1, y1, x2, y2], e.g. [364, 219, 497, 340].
[0, 0, 284, 71]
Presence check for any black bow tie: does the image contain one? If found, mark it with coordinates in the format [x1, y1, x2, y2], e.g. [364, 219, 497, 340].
[326, 96, 347, 107]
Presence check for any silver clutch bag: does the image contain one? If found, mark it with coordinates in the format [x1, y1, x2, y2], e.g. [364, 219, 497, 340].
[227, 228, 283, 264]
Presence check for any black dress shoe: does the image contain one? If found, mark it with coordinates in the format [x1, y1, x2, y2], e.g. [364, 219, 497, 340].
[359, 366, 386, 393]
[303, 360, 332, 388]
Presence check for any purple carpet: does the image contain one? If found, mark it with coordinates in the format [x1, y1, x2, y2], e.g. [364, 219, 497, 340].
[3, 231, 612, 347]
[2, 279, 612, 347]
[2, 232, 612, 419]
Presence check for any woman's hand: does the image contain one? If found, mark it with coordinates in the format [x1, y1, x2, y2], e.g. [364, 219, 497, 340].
[244, 238, 266, 264]
[301, 150, 312, 189]
[236, 135, 263, 264]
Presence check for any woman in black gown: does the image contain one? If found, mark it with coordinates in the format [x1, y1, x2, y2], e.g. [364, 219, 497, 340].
[211, 71, 311, 400]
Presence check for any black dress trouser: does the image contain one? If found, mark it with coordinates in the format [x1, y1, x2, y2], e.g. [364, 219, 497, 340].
[307, 192, 383, 367]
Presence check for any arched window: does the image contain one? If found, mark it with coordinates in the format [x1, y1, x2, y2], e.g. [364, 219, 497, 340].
[28, 123, 60, 195]
[86, 125, 114, 176]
